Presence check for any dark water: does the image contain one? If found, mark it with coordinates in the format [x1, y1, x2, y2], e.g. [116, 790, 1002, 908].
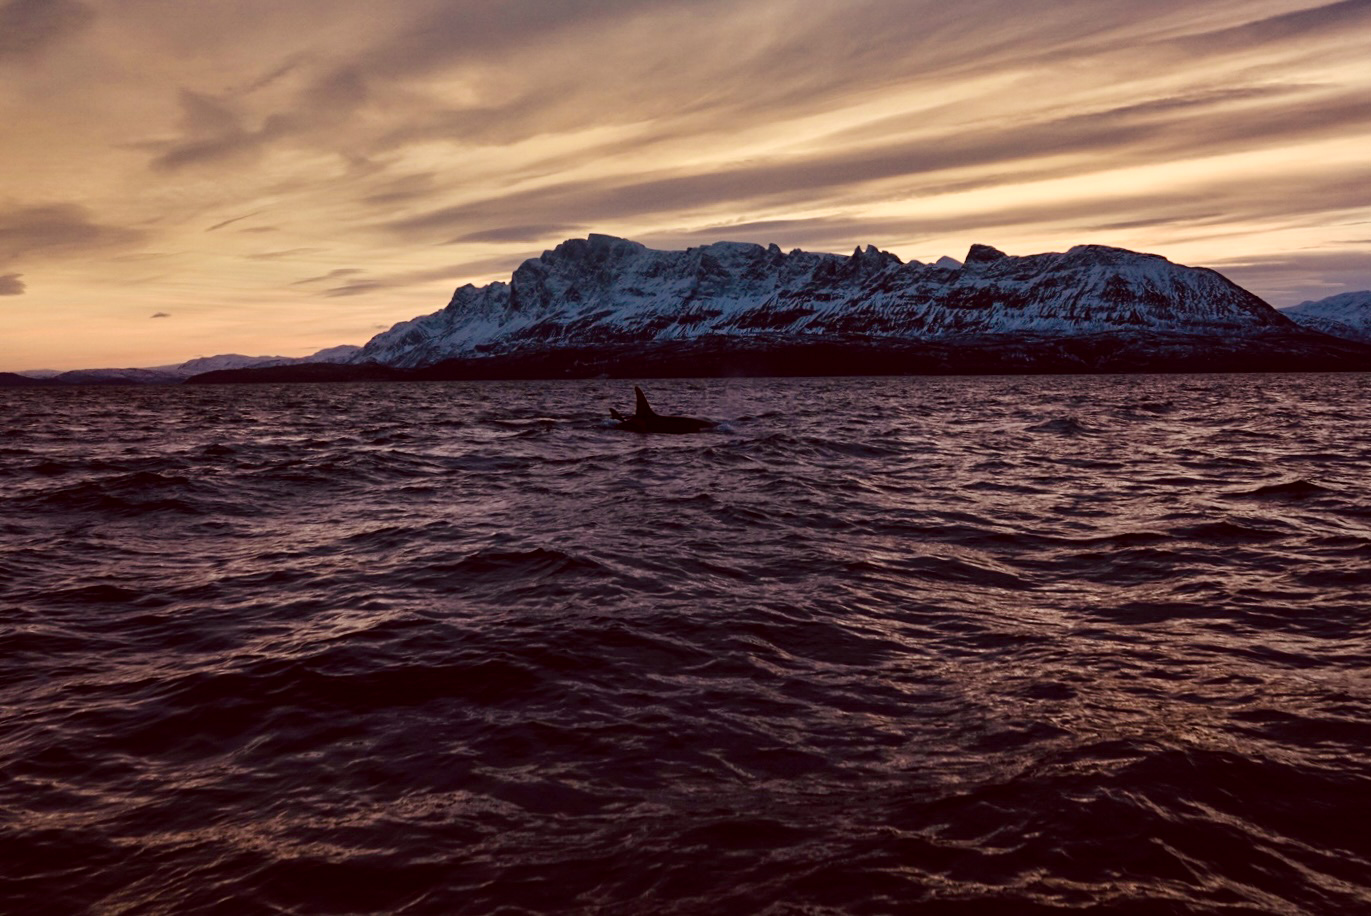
[3, 375, 1370, 915]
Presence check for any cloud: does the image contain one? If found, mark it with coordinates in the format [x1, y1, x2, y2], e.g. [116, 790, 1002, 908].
[0, 203, 145, 266]
[292, 267, 365, 286]
[798, 165, 1371, 248]
[643, 218, 888, 255]
[359, 172, 442, 208]
[343, 0, 1248, 154]
[244, 248, 324, 261]
[371, 77, 1371, 250]
[234, 54, 308, 96]
[323, 279, 395, 297]
[357, 0, 728, 79]
[0, 0, 93, 60]
[321, 255, 528, 297]
[1165, 0, 1371, 55]
[0, 273, 24, 295]
[448, 224, 581, 244]
[150, 311, 170, 318]
[304, 67, 369, 110]
[633, 155, 1371, 261]
[146, 67, 375, 174]
[1210, 249, 1371, 307]
[148, 90, 274, 172]
[331, 0, 1369, 213]
[123, 1, 1371, 240]
[206, 211, 264, 232]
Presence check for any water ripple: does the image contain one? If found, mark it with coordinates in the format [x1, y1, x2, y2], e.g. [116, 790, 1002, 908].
[2, 374, 1370, 913]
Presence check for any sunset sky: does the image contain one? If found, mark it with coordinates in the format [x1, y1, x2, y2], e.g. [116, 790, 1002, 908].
[3, 0, 1370, 370]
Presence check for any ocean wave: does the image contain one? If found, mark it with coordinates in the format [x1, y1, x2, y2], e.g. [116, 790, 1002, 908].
[1027, 415, 1097, 435]
[1230, 478, 1336, 499]
[3, 374, 1370, 914]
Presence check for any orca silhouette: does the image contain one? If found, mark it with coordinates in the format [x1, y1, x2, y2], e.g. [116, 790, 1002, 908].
[610, 386, 717, 434]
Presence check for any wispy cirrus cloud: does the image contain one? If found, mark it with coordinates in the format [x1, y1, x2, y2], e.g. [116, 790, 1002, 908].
[0, 0, 93, 60]
[372, 81, 1371, 247]
[321, 255, 532, 296]
[1211, 248, 1371, 307]
[146, 90, 280, 173]
[244, 248, 325, 261]
[447, 224, 582, 244]
[206, 211, 266, 232]
[292, 267, 365, 286]
[1162, 0, 1371, 55]
[0, 203, 145, 266]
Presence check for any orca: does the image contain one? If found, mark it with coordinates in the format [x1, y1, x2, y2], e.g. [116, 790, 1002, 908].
[610, 386, 717, 434]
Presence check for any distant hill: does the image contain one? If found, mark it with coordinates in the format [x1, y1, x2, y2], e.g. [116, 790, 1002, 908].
[187, 362, 408, 384]
[0, 371, 50, 387]
[15, 345, 364, 386]
[168, 346, 363, 376]
[1282, 291, 1371, 344]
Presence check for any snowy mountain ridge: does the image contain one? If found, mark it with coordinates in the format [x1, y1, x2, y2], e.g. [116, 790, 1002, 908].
[22, 345, 364, 384]
[1281, 291, 1371, 344]
[164, 346, 362, 375]
[352, 234, 1296, 368]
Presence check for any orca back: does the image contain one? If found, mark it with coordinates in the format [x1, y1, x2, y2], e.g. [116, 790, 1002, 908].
[612, 385, 715, 434]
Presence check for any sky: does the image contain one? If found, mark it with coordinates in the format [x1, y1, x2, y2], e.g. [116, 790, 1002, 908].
[2, 0, 1370, 370]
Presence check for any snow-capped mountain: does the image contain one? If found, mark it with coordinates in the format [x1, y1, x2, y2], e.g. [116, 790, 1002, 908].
[27, 345, 364, 385]
[352, 235, 1298, 368]
[1281, 291, 1371, 344]
[165, 346, 361, 377]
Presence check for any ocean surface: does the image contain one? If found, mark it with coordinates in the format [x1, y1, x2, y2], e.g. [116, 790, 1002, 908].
[2, 374, 1369, 915]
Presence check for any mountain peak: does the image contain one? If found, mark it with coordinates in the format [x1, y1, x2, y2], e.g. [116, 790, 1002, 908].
[544, 234, 647, 263]
[964, 244, 1008, 267]
[1064, 244, 1170, 266]
[846, 244, 902, 273]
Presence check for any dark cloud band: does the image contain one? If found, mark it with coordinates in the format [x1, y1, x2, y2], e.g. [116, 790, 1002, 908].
[0, 0, 93, 60]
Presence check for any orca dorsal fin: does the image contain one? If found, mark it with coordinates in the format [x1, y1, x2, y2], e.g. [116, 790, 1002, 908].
[634, 386, 656, 417]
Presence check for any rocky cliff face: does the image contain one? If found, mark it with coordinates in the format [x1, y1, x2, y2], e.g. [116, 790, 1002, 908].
[1282, 291, 1371, 344]
[352, 234, 1298, 368]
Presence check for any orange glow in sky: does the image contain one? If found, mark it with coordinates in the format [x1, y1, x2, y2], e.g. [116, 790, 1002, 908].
[3, 0, 1370, 369]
